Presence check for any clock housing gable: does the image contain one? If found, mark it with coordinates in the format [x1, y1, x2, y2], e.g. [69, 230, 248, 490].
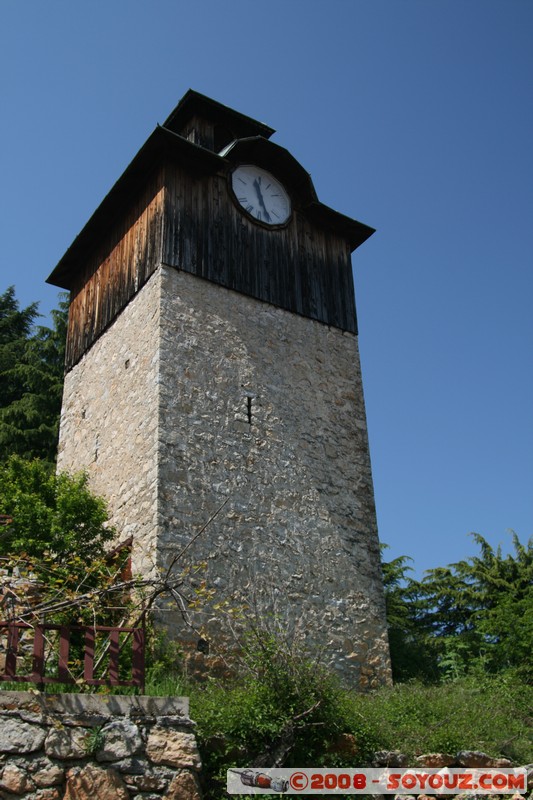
[162, 89, 275, 152]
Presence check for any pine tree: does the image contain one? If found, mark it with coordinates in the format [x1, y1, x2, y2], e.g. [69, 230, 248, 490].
[416, 532, 532, 680]
[381, 532, 532, 682]
[0, 287, 68, 463]
[0, 287, 39, 408]
[381, 548, 439, 682]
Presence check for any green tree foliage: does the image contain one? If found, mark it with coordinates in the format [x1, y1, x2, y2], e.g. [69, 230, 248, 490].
[0, 287, 39, 406]
[418, 532, 532, 680]
[0, 455, 114, 563]
[381, 548, 438, 683]
[0, 287, 67, 463]
[382, 532, 532, 682]
[0, 455, 124, 632]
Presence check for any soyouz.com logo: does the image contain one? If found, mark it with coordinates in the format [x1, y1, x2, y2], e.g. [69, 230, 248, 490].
[227, 767, 528, 794]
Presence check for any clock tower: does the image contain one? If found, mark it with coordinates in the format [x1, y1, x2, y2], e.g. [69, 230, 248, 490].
[48, 91, 391, 688]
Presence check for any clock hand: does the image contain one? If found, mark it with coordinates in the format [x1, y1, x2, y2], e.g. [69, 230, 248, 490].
[253, 178, 271, 222]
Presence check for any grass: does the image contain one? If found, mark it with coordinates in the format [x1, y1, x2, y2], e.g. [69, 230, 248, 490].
[351, 672, 532, 764]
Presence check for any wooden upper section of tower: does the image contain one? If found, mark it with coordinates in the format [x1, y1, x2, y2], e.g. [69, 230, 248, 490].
[48, 90, 375, 371]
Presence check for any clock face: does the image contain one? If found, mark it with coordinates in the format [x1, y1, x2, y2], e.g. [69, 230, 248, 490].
[231, 165, 291, 226]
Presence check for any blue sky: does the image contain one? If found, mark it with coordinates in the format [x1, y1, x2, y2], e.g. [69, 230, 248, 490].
[1, 0, 531, 577]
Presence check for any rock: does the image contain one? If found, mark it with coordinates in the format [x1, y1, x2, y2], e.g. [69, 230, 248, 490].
[416, 753, 456, 768]
[31, 790, 62, 800]
[64, 764, 130, 800]
[32, 759, 65, 787]
[146, 727, 202, 770]
[132, 795, 161, 800]
[0, 719, 47, 754]
[0, 763, 34, 794]
[164, 770, 203, 800]
[96, 719, 143, 762]
[456, 750, 511, 768]
[124, 769, 173, 792]
[111, 756, 151, 775]
[490, 757, 514, 768]
[45, 726, 90, 759]
[156, 715, 195, 730]
[372, 749, 409, 767]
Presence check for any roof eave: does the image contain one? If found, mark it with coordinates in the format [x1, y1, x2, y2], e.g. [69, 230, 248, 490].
[305, 202, 375, 252]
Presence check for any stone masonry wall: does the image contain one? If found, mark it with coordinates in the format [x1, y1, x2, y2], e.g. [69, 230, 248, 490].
[57, 264, 391, 688]
[0, 691, 201, 800]
[57, 270, 162, 580]
[156, 266, 391, 688]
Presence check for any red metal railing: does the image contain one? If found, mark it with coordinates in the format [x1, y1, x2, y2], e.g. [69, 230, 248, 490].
[0, 622, 145, 691]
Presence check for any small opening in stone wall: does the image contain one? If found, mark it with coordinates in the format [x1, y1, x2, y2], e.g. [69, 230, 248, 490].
[125, 359, 130, 369]
[197, 637, 210, 654]
[246, 396, 253, 425]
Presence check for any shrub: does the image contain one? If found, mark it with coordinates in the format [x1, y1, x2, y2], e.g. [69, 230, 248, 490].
[0, 455, 114, 562]
[187, 632, 379, 799]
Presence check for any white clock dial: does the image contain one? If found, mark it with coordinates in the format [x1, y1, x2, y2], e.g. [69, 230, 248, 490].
[231, 165, 291, 226]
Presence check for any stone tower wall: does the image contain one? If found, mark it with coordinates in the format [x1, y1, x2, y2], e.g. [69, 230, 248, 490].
[57, 264, 391, 687]
[57, 270, 162, 579]
[156, 266, 390, 688]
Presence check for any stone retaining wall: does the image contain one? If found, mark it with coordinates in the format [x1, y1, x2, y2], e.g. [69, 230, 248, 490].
[0, 692, 201, 800]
